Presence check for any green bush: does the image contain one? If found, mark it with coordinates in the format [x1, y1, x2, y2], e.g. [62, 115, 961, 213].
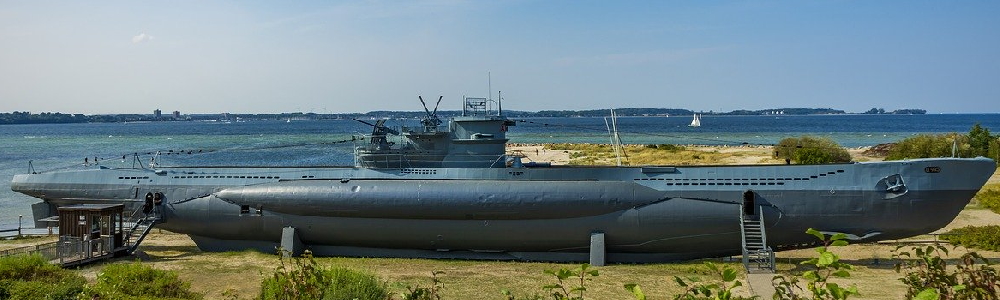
[968, 123, 993, 157]
[772, 228, 859, 300]
[323, 267, 388, 300]
[893, 244, 999, 300]
[886, 133, 968, 160]
[398, 271, 444, 300]
[0, 253, 86, 300]
[260, 251, 387, 300]
[793, 148, 834, 165]
[504, 264, 597, 300]
[85, 261, 202, 300]
[774, 136, 851, 164]
[991, 138, 1000, 161]
[886, 123, 999, 160]
[941, 225, 1000, 252]
[976, 188, 1000, 214]
[656, 144, 685, 151]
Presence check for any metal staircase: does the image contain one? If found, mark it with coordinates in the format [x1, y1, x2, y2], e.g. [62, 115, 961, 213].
[740, 206, 775, 273]
[123, 204, 160, 254]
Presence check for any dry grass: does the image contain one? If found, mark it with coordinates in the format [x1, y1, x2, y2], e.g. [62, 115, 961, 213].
[66, 232, 752, 299]
[0, 235, 57, 251]
[543, 143, 785, 166]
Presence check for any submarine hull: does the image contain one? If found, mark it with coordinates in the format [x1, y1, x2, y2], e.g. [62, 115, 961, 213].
[12, 155, 995, 262]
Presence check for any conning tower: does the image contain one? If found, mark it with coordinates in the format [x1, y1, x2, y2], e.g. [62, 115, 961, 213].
[355, 96, 515, 168]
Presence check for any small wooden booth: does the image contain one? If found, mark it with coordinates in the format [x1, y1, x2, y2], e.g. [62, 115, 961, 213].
[56, 204, 126, 266]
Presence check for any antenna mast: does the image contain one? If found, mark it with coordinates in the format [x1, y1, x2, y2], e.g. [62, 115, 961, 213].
[605, 109, 625, 166]
[498, 90, 503, 116]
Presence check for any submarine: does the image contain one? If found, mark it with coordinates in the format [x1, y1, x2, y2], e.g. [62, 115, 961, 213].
[10, 95, 996, 263]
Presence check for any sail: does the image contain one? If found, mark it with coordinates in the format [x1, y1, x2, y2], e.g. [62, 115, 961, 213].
[689, 114, 701, 127]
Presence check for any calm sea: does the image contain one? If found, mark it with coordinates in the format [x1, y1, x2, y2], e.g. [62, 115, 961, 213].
[2, 114, 999, 229]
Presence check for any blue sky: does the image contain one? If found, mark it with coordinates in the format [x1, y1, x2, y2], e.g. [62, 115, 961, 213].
[1, 1, 998, 114]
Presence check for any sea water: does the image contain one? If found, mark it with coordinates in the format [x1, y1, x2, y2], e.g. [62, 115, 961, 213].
[2, 114, 1000, 229]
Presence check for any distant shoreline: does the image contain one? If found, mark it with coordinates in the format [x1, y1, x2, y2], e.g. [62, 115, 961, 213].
[1, 107, 928, 125]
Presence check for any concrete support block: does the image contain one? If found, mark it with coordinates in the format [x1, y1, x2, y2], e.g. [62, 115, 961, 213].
[281, 226, 303, 258]
[590, 232, 605, 266]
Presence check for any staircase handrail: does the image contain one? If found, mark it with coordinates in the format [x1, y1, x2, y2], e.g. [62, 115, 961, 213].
[739, 206, 748, 268]
[123, 203, 159, 250]
[124, 204, 148, 238]
[755, 205, 775, 271]
[757, 205, 768, 250]
[126, 221, 156, 254]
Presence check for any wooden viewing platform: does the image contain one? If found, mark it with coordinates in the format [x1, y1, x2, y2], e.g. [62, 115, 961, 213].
[1, 202, 159, 267]
[54, 204, 129, 267]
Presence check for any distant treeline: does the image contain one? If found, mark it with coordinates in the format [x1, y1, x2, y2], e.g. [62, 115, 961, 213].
[0, 107, 926, 125]
[0, 111, 89, 124]
[861, 108, 927, 115]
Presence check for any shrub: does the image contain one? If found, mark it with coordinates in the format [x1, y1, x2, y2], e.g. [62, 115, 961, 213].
[990, 139, 1000, 161]
[85, 261, 202, 300]
[656, 144, 684, 151]
[793, 148, 834, 165]
[325, 267, 389, 300]
[0, 253, 86, 300]
[503, 264, 599, 300]
[260, 251, 387, 300]
[976, 188, 1000, 214]
[772, 228, 858, 300]
[887, 124, 998, 160]
[885, 133, 968, 160]
[661, 262, 749, 300]
[623, 228, 856, 300]
[941, 225, 1000, 252]
[398, 271, 444, 300]
[774, 136, 851, 164]
[893, 244, 1000, 300]
[968, 123, 993, 157]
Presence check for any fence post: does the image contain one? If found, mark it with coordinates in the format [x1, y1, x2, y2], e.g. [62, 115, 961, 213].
[18, 215, 22, 238]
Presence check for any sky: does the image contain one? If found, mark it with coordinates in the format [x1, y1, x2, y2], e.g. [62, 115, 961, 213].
[1, 1, 999, 114]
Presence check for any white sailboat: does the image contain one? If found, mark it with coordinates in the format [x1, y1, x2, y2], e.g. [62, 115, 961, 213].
[688, 114, 701, 127]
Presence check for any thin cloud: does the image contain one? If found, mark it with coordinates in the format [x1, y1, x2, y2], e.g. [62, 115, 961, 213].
[131, 33, 154, 44]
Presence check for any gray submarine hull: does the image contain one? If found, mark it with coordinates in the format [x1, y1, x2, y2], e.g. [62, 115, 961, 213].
[13, 157, 988, 262]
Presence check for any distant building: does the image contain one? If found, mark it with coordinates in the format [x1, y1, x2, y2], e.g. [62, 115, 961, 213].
[173, 111, 181, 119]
[154, 109, 162, 118]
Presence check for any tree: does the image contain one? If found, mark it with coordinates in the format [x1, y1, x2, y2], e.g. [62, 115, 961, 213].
[968, 123, 993, 157]
[990, 139, 1000, 162]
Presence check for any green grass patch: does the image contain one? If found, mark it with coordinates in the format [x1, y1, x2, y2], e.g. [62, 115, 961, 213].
[942, 225, 1000, 252]
[259, 252, 388, 300]
[974, 186, 1000, 214]
[85, 261, 203, 300]
[0, 253, 86, 299]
